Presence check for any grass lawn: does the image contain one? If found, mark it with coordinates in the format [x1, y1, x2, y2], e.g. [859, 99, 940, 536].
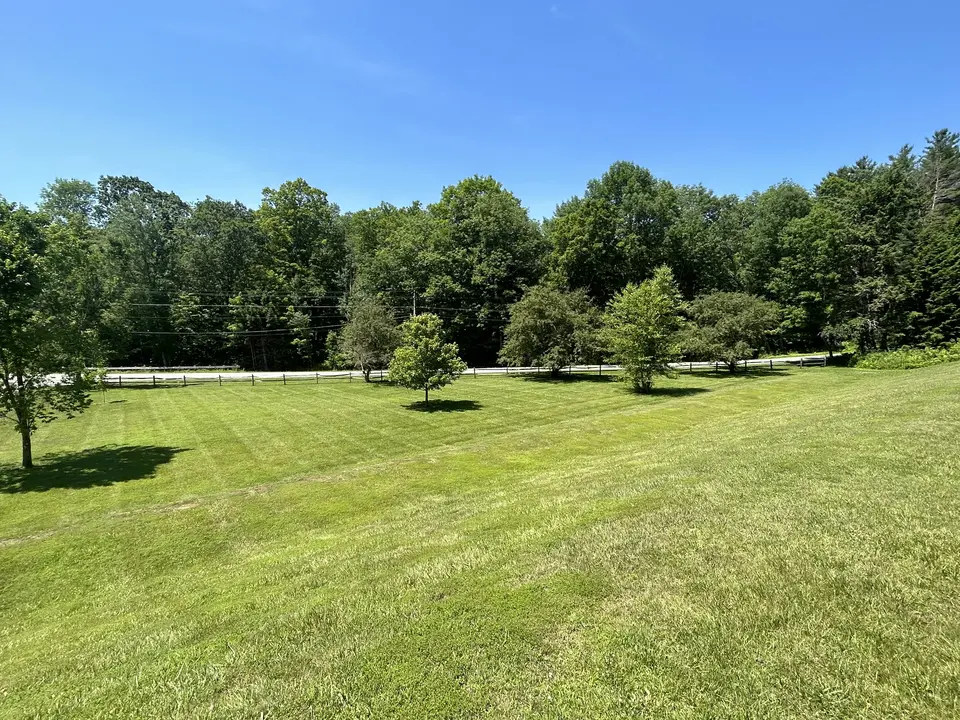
[1, 366, 959, 718]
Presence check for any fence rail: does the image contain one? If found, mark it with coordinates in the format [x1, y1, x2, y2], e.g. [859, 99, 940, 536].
[98, 356, 827, 387]
[103, 365, 241, 372]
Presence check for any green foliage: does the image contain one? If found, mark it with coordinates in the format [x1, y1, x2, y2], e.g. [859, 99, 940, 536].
[915, 211, 960, 344]
[347, 202, 436, 301]
[737, 181, 812, 295]
[770, 204, 856, 350]
[920, 128, 960, 215]
[98, 176, 190, 365]
[601, 266, 683, 393]
[683, 292, 781, 371]
[855, 341, 960, 369]
[389, 313, 467, 402]
[250, 179, 347, 364]
[549, 162, 676, 304]
[5, 127, 960, 371]
[0, 201, 98, 467]
[666, 185, 743, 297]
[498, 286, 598, 374]
[338, 294, 400, 381]
[428, 176, 547, 364]
[38, 177, 97, 223]
[769, 149, 926, 353]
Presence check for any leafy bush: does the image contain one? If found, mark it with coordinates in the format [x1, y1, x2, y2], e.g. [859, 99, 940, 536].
[601, 266, 683, 393]
[499, 286, 599, 375]
[856, 342, 960, 369]
[682, 292, 781, 372]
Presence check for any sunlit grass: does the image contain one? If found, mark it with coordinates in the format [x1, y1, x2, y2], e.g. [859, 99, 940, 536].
[1, 366, 958, 718]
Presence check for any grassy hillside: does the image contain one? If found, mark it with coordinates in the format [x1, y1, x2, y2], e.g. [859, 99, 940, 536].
[1, 367, 959, 718]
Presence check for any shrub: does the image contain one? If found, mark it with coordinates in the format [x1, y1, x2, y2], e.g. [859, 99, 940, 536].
[601, 266, 683, 393]
[855, 342, 960, 369]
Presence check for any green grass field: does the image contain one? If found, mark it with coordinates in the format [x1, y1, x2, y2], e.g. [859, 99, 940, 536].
[1, 366, 959, 718]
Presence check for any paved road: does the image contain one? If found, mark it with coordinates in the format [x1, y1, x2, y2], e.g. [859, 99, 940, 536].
[100, 355, 828, 385]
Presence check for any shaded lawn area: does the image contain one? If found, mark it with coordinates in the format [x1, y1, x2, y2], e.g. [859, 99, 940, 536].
[1, 366, 959, 718]
[0, 445, 187, 493]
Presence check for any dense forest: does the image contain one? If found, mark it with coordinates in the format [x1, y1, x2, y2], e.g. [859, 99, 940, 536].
[4, 128, 959, 369]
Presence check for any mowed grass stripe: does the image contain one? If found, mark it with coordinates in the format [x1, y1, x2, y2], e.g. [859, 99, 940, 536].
[1, 366, 958, 718]
[0, 370, 829, 538]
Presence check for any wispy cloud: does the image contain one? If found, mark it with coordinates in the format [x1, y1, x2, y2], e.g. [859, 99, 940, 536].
[586, 0, 671, 64]
[286, 33, 427, 96]
[164, 5, 429, 98]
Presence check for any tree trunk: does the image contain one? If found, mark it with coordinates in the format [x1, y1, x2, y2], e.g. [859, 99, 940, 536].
[363, 368, 371, 382]
[21, 429, 33, 469]
[728, 361, 738, 373]
[424, 387, 429, 404]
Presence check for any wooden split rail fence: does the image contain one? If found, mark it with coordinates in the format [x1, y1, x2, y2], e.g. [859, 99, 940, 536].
[100, 356, 828, 388]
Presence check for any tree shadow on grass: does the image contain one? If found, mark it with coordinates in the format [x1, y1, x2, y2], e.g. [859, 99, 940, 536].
[645, 386, 711, 398]
[100, 384, 185, 391]
[404, 399, 483, 413]
[519, 373, 617, 384]
[0, 445, 188, 493]
[693, 368, 791, 380]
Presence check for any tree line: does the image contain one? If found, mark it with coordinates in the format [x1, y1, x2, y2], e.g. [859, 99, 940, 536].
[3, 128, 960, 375]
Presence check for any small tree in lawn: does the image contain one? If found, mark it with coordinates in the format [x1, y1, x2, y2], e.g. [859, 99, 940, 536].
[0, 201, 98, 468]
[389, 313, 466, 404]
[338, 293, 400, 381]
[601, 266, 683, 393]
[498, 286, 599, 376]
[683, 292, 781, 372]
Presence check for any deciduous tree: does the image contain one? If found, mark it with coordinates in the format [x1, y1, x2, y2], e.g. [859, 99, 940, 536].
[549, 162, 676, 304]
[389, 314, 466, 404]
[499, 286, 598, 375]
[0, 201, 98, 468]
[601, 266, 683, 393]
[683, 292, 780, 371]
[338, 294, 400, 381]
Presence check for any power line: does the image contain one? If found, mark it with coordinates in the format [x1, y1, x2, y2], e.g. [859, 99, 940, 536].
[130, 324, 343, 336]
[128, 303, 345, 309]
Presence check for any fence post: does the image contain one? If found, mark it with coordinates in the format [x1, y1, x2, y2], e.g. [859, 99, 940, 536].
[715, 362, 719, 372]
[218, 374, 222, 386]
[380, 369, 384, 381]
[251, 374, 255, 386]
[153, 375, 156, 387]
[599, 363, 602, 376]
[800, 358, 804, 368]
[183, 374, 187, 387]
[283, 373, 286, 386]
[689, 362, 693, 373]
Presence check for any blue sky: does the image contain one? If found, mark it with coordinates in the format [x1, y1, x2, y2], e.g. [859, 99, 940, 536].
[2, 0, 958, 220]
